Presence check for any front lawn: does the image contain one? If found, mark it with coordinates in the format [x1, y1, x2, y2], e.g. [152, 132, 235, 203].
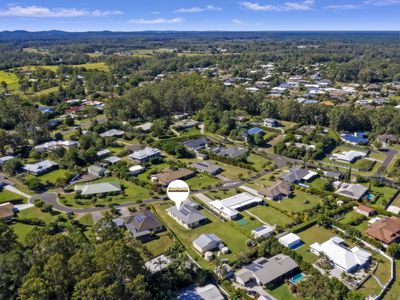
[268, 283, 297, 300]
[246, 154, 273, 172]
[0, 189, 24, 204]
[36, 168, 70, 184]
[186, 173, 220, 190]
[269, 190, 322, 214]
[145, 231, 175, 258]
[246, 205, 294, 227]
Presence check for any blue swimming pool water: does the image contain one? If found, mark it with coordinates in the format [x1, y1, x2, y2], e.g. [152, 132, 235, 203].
[290, 273, 305, 284]
[238, 219, 249, 225]
[367, 194, 375, 201]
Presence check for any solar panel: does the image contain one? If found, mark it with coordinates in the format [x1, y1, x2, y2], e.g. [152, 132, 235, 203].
[134, 215, 144, 223]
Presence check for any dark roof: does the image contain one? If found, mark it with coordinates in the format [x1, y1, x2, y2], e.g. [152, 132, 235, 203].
[123, 208, 163, 232]
[259, 181, 291, 198]
[211, 146, 247, 159]
[280, 168, 310, 183]
[183, 137, 209, 150]
[155, 168, 195, 185]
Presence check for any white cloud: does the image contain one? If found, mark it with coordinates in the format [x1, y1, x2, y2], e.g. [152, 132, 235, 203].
[364, 0, 400, 5]
[128, 17, 182, 24]
[240, 1, 314, 11]
[325, 4, 362, 9]
[174, 5, 222, 13]
[0, 5, 122, 17]
[233, 18, 244, 24]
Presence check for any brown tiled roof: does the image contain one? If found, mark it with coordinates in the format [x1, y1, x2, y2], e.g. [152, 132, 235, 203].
[155, 168, 195, 185]
[366, 217, 400, 244]
[0, 202, 14, 219]
[259, 181, 291, 198]
[357, 204, 375, 214]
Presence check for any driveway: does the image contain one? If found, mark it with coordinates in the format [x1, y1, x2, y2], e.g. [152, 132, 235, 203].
[4, 185, 31, 199]
[375, 148, 398, 176]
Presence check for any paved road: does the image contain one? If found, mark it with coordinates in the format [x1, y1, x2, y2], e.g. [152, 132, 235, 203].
[375, 148, 398, 176]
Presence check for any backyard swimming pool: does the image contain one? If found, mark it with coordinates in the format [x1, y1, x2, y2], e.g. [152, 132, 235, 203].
[366, 194, 375, 201]
[289, 273, 305, 285]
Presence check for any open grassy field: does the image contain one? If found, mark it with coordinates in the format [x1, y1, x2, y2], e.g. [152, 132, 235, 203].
[0, 189, 24, 204]
[0, 70, 19, 85]
[16, 62, 109, 72]
[269, 189, 322, 214]
[216, 161, 256, 180]
[204, 189, 239, 200]
[153, 202, 262, 269]
[11, 223, 36, 243]
[268, 283, 298, 300]
[246, 154, 272, 172]
[383, 261, 400, 300]
[33, 168, 70, 184]
[246, 205, 294, 227]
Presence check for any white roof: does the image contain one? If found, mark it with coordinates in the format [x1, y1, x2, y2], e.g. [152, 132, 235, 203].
[23, 160, 58, 173]
[310, 237, 371, 272]
[252, 225, 275, 236]
[104, 156, 121, 163]
[129, 147, 161, 160]
[0, 155, 15, 163]
[387, 206, 400, 214]
[35, 140, 78, 151]
[129, 165, 144, 172]
[278, 233, 301, 245]
[331, 150, 367, 162]
[303, 171, 317, 181]
[209, 192, 263, 218]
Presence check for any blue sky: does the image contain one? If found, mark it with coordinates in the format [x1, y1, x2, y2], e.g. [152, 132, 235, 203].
[0, 0, 399, 31]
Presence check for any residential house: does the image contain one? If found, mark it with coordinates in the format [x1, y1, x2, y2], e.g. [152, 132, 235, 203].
[278, 233, 303, 249]
[104, 156, 121, 165]
[189, 162, 222, 175]
[75, 181, 121, 196]
[209, 192, 263, 220]
[0, 202, 15, 220]
[183, 137, 209, 152]
[129, 165, 145, 175]
[166, 202, 208, 229]
[310, 236, 371, 273]
[122, 208, 164, 238]
[335, 183, 368, 200]
[366, 216, 400, 244]
[23, 160, 58, 175]
[174, 120, 199, 130]
[330, 150, 367, 163]
[128, 147, 161, 162]
[38, 105, 54, 114]
[154, 168, 195, 186]
[324, 171, 343, 180]
[354, 204, 376, 217]
[192, 233, 223, 253]
[88, 165, 106, 177]
[99, 129, 125, 138]
[263, 118, 279, 128]
[210, 146, 247, 159]
[34, 140, 79, 153]
[280, 167, 317, 184]
[96, 149, 111, 158]
[340, 132, 369, 146]
[252, 225, 275, 239]
[134, 122, 153, 132]
[235, 254, 299, 287]
[376, 134, 398, 147]
[258, 180, 292, 200]
[177, 284, 224, 300]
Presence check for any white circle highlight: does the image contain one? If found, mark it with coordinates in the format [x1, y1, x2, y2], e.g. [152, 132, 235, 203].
[167, 180, 190, 210]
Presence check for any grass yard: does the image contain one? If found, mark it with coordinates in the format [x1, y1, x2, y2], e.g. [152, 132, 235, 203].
[0, 189, 24, 204]
[358, 276, 382, 298]
[186, 173, 220, 190]
[204, 189, 239, 200]
[35, 168, 70, 184]
[153, 202, 261, 269]
[215, 161, 256, 180]
[77, 213, 94, 227]
[270, 190, 322, 214]
[17, 206, 62, 223]
[246, 154, 273, 172]
[339, 210, 364, 225]
[11, 223, 36, 243]
[72, 62, 109, 71]
[309, 177, 330, 191]
[178, 127, 201, 137]
[296, 225, 336, 264]
[364, 183, 398, 207]
[246, 205, 294, 227]
[34, 86, 59, 97]
[383, 261, 400, 300]
[0, 70, 19, 85]
[145, 231, 175, 258]
[137, 163, 170, 183]
[268, 283, 298, 300]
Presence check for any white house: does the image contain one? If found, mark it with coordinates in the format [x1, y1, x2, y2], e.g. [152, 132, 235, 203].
[192, 234, 223, 253]
[208, 192, 263, 220]
[128, 147, 161, 162]
[330, 150, 367, 163]
[278, 233, 303, 249]
[23, 160, 58, 175]
[252, 225, 275, 239]
[129, 165, 145, 175]
[263, 118, 279, 128]
[310, 236, 371, 273]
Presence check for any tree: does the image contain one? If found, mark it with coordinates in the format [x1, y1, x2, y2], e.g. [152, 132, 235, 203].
[19, 278, 51, 300]
[0, 223, 18, 254]
[388, 243, 400, 259]
[3, 158, 22, 175]
[26, 177, 43, 191]
[0, 250, 28, 300]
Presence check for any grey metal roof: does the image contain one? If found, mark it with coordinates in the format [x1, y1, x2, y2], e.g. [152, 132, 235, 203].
[75, 181, 121, 195]
[167, 203, 207, 225]
[280, 167, 310, 183]
[253, 254, 298, 285]
[189, 162, 221, 174]
[211, 146, 247, 158]
[193, 233, 222, 249]
[184, 137, 209, 150]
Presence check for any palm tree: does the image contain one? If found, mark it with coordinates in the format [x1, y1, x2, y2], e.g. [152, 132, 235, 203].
[153, 256, 167, 271]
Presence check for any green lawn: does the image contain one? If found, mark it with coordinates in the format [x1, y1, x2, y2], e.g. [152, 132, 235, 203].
[35, 168, 70, 184]
[364, 183, 398, 207]
[0, 70, 19, 85]
[11, 223, 36, 243]
[268, 283, 298, 300]
[178, 127, 201, 137]
[186, 173, 220, 190]
[137, 163, 170, 184]
[296, 225, 336, 264]
[0, 189, 24, 204]
[246, 154, 273, 172]
[246, 205, 294, 227]
[269, 190, 322, 214]
[339, 210, 364, 225]
[383, 261, 400, 300]
[204, 189, 239, 200]
[17, 206, 62, 223]
[145, 231, 175, 258]
[216, 161, 256, 180]
[153, 202, 262, 269]
[77, 213, 94, 227]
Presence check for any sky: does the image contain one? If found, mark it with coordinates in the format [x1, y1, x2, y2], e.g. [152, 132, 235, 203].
[0, 0, 399, 31]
